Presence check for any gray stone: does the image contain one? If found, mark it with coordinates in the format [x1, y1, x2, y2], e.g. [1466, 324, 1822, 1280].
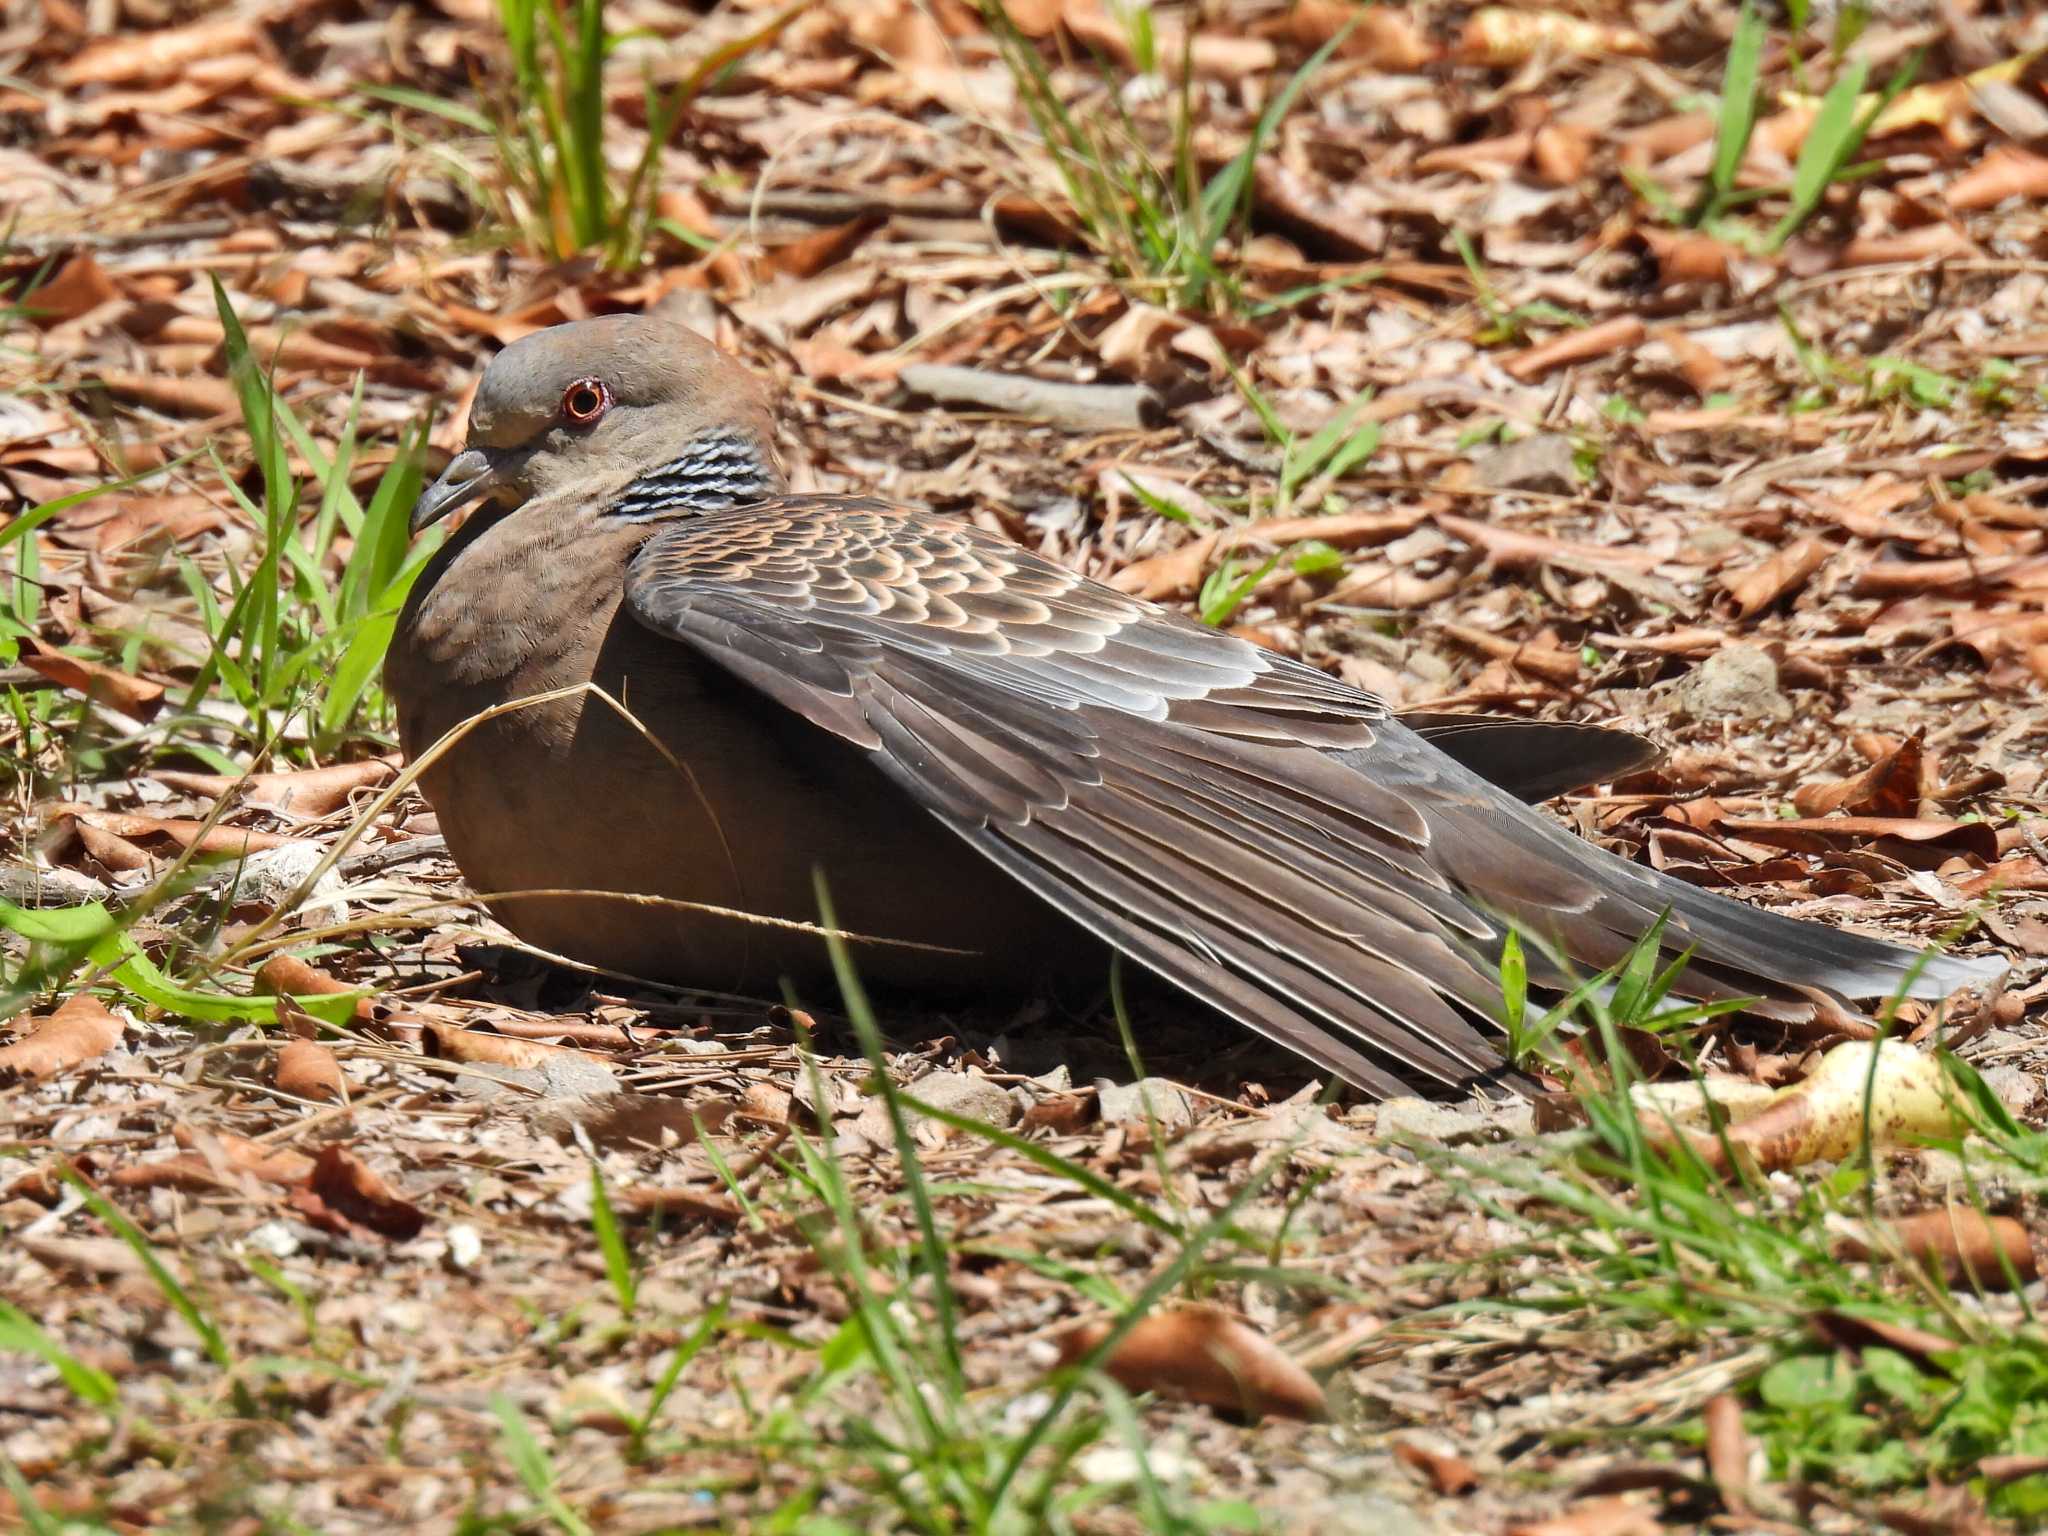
[1469, 432, 1580, 495]
[908, 1070, 1019, 1128]
[540, 1053, 619, 1100]
[1980, 1064, 2040, 1116]
[1669, 643, 1792, 723]
[1375, 1096, 1530, 1145]
[1095, 1076, 1196, 1130]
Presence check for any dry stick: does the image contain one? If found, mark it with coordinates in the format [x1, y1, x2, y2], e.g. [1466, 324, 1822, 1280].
[899, 363, 1165, 433]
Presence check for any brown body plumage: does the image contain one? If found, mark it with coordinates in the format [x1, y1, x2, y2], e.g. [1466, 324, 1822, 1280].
[387, 315, 2001, 1095]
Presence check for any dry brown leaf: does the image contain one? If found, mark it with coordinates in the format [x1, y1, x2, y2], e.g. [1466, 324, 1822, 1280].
[1020, 1092, 1093, 1134]
[1720, 535, 1831, 619]
[1839, 223, 1978, 267]
[173, 1125, 315, 1186]
[1416, 131, 1533, 178]
[56, 13, 261, 85]
[1621, 113, 1716, 168]
[1703, 1394, 1749, 1517]
[421, 1021, 596, 1070]
[1810, 1309, 1960, 1366]
[762, 214, 885, 280]
[1502, 317, 1646, 381]
[19, 641, 164, 719]
[1638, 228, 1738, 287]
[1458, 8, 1651, 66]
[254, 954, 374, 1024]
[1438, 623, 1581, 686]
[74, 821, 153, 873]
[1436, 515, 1664, 574]
[108, 1154, 236, 1193]
[1653, 327, 1732, 395]
[1792, 734, 1924, 818]
[153, 759, 396, 817]
[616, 1184, 747, 1224]
[1840, 1209, 2039, 1291]
[0, 994, 125, 1081]
[91, 368, 240, 419]
[1394, 1439, 1480, 1495]
[275, 1040, 345, 1103]
[1109, 508, 1421, 599]
[293, 1146, 425, 1241]
[1715, 813, 1996, 863]
[1946, 146, 2048, 210]
[47, 807, 303, 858]
[1506, 1495, 1661, 1536]
[1057, 1304, 1326, 1422]
[1000, 0, 1066, 37]
[1278, 0, 1437, 69]
[1531, 123, 1593, 184]
[23, 253, 120, 326]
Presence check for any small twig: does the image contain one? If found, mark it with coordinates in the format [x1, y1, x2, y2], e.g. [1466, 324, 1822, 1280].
[2, 220, 235, 257]
[900, 363, 1164, 433]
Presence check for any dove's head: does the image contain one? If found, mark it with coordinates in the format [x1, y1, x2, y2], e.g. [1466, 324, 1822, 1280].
[411, 314, 782, 533]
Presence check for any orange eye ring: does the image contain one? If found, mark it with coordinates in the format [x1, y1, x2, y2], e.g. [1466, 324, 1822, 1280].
[561, 377, 610, 426]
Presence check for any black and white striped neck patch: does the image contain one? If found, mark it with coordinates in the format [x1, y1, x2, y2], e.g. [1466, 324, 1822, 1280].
[606, 429, 778, 519]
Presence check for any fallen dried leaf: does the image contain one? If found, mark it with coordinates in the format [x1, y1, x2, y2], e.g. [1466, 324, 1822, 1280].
[421, 1021, 597, 1070]
[47, 807, 304, 858]
[0, 993, 125, 1081]
[1057, 1304, 1326, 1422]
[1503, 317, 1646, 382]
[1458, 8, 1651, 65]
[173, 1124, 315, 1186]
[23, 253, 121, 326]
[1839, 1208, 2039, 1291]
[1505, 1494, 1661, 1536]
[1278, 0, 1436, 69]
[154, 759, 397, 817]
[1439, 622, 1581, 685]
[1810, 1309, 1959, 1366]
[275, 1040, 345, 1102]
[56, 13, 261, 85]
[1639, 228, 1737, 287]
[294, 1146, 425, 1241]
[762, 214, 885, 280]
[1394, 1438, 1480, 1496]
[1715, 814, 1996, 864]
[1793, 735, 1924, 819]
[1946, 146, 2048, 210]
[1720, 536, 1831, 619]
[1703, 1394, 1749, 1517]
[19, 641, 164, 719]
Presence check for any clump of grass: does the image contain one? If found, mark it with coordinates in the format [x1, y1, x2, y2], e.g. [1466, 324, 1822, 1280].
[1633, 0, 1916, 253]
[1423, 925, 2048, 1523]
[367, 0, 797, 268]
[584, 876, 1341, 1531]
[985, 4, 1350, 313]
[4, 281, 433, 798]
[177, 280, 434, 762]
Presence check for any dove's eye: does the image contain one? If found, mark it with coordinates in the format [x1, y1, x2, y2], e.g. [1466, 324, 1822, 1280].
[561, 377, 611, 426]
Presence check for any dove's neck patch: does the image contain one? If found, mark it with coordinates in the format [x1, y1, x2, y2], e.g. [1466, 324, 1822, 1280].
[607, 429, 777, 519]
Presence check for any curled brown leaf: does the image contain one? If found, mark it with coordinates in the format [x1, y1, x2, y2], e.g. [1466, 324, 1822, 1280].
[1057, 1304, 1326, 1422]
[0, 993, 125, 1081]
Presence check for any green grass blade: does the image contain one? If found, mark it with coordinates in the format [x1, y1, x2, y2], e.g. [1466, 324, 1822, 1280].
[60, 1168, 233, 1372]
[1700, 1, 1766, 220]
[0, 1301, 119, 1408]
[588, 1160, 637, 1318]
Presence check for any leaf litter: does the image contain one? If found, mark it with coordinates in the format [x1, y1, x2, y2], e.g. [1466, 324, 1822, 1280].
[4, 0, 2048, 1530]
